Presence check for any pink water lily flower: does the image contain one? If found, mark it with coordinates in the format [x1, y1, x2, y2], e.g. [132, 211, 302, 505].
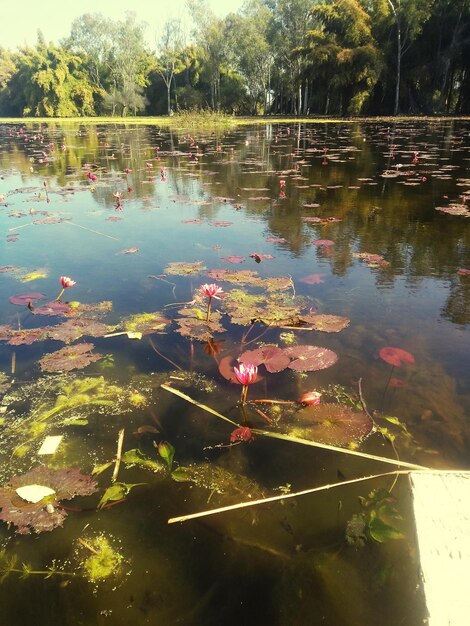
[234, 362, 258, 385]
[200, 283, 224, 299]
[234, 362, 258, 404]
[60, 276, 76, 289]
[200, 283, 224, 322]
[56, 276, 76, 301]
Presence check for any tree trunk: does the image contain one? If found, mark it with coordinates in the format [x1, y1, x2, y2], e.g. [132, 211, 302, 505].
[303, 80, 309, 116]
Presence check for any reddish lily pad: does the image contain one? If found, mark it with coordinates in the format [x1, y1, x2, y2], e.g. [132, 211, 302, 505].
[239, 345, 291, 373]
[39, 343, 104, 372]
[48, 319, 110, 343]
[292, 403, 373, 446]
[0, 466, 97, 534]
[31, 301, 71, 316]
[299, 273, 326, 285]
[285, 345, 338, 372]
[221, 256, 246, 264]
[457, 268, 470, 276]
[312, 239, 335, 247]
[9, 292, 46, 305]
[379, 347, 415, 367]
[8, 328, 50, 346]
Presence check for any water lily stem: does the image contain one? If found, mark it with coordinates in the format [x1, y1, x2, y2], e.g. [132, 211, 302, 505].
[56, 288, 65, 301]
[206, 297, 212, 322]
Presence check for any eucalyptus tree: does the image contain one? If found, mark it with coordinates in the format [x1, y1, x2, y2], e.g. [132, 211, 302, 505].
[67, 12, 153, 115]
[225, 0, 273, 114]
[155, 19, 186, 115]
[187, 0, 230, 110]
[263, 0, 314, 114]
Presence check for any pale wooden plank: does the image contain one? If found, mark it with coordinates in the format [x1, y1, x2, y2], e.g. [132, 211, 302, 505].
[410, 472, 470, 626]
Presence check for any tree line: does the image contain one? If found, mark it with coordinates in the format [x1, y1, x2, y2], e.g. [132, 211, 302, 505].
[0, 0, 469, 118]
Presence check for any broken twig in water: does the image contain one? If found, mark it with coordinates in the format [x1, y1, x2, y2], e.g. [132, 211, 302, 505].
[168, 470, 412, 524]
[160, 385, 428, 470]
[168, 469, 470, 524]
[65, 221, 119, 240]
[112, 428, 125, 483]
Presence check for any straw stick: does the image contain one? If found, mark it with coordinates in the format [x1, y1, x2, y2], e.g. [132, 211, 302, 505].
[65, 221, 119, 240]
[111, 428, 125, 483]
[168, 470, 412, 524]
[250, 428, 427, 470]
[160, 385, 428, 470]
[160, 384, 239, 426]
[11, 352, 16, 375]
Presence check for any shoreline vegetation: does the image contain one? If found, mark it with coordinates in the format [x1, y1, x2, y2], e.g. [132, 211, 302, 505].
[1, 114, 470, 126]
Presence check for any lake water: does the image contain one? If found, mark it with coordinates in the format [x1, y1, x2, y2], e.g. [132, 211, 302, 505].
[0, 119, 469, 625]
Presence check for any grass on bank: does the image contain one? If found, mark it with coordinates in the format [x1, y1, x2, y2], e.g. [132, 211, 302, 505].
[0, 111, 469, 128]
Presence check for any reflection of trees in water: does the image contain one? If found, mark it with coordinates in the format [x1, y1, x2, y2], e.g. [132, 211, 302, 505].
[0, 120, 469, 290]
[442, 278, 470, 325]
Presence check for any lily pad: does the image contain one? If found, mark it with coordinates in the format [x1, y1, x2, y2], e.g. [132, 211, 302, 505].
[48, 318, 110, 343]
[0, 466, 97, 534]
[285, 345, 338, 371]
[165, 261, 206, 275]
[31, 300, 72, 316]
[9, 292, 46, 305]
[239, 345, 291, 373]
[122, 312, 170, 336]
[39, 343, 104, 372]
[8, 328, 50, 345]
[301, 313, 350, 333]
[379, 347, 415, 367]
[291, 403, 373, 446]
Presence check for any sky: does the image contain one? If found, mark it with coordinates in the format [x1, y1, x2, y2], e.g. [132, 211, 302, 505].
[2, 0, 245, 52]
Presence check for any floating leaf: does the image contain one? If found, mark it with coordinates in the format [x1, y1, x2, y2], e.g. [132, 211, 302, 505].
[239, 345, 291, 373]
[48, 318, 110, 343]
[223, 289, 300, 326]
[20, 269, 49, 282]
[9, 292, 46, 305]
[31, 301, 71, 316]
[291, 403, 373, 446]
[122, 449, 164, 473]
[16, 485, 56, 503]
[97, 482, 145, 510]
[220, 255, 246, 264]
[0, 467, 97, 534]
[301, 313, 350, 333]
[122, 312, 170, 336]
[299, 273, 326, 284]
[312, 239, 335, 247]
[118, 247, 140, 254]
[379, 347, 415, 367]
[39, 343, 104, 372]
[8, 328, 50, 345]
[165, 261, 206, 275]
[286, 345, 338, 371]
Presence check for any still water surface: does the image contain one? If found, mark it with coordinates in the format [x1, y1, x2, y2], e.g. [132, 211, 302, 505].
[0, 120, 469, 625]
